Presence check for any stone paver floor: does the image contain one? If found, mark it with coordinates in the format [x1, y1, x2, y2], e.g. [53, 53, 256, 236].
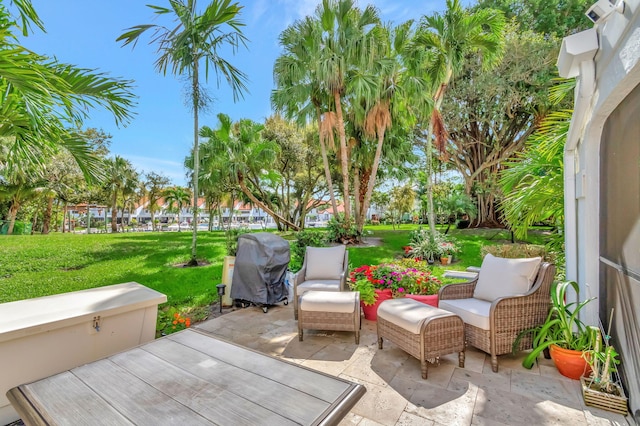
[194, 303, 631, 426]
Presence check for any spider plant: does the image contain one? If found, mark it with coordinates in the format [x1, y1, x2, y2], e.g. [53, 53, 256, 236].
[518, 280, 598, 369]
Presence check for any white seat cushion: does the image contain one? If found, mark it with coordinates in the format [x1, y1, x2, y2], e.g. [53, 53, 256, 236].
[377, 298, 455, 334]
[439, 298, 492, 330]
[305, 246, 346, 280]
[473, 254, 542, 302]
[297, 279, 341, 295]
[300, 291, 357, 313]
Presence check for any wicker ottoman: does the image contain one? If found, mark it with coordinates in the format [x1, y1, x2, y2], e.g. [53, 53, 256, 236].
[377, 298, 465, 379]
[298, 291, 361, 344]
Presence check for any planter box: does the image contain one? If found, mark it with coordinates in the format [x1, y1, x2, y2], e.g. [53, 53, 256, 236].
[0, 282, 166, 425]
[361, 289, 393, 321]
[580, 376, 628, 415]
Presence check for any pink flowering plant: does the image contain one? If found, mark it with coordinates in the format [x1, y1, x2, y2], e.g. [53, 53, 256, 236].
[349, 259, 442, 301]
[439, 240, 460, 257]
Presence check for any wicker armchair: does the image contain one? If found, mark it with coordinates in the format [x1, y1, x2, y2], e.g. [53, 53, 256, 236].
[438, 261, 555, 372]
[293, 246, 349, 320]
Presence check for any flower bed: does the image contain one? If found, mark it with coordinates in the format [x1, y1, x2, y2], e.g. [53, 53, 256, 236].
[349, 259, 443, 319]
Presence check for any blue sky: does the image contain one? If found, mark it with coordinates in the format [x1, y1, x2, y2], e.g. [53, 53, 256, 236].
[24, 0, 452, 185]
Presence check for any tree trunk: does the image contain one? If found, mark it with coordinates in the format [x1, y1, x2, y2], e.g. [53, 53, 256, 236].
[333, 91, 351, 224]
[353, 167, 362, 236]
[358, 129, 386, 235]
[188, 57, 200, 266]
[316, 105, 339, 216]
[7, 198, 20, 235]
[238, 173, 300, 231]
[111, 191, 118, 233]
[42, 196, 53, 234]
[63, 202, 69, 233]
[425, 69, 453, 236]
[31, 210, 38, 234]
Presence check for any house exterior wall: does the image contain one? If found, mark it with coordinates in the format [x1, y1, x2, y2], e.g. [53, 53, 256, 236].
[564, 3, 640, 419]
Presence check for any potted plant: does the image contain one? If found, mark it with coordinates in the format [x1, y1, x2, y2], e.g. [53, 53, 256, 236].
[407, 228, 445, 264]
[349, 261, 445, 319]
[349, 265, 394, 320]
[394, 258, 442, 307]
[580, 314, 628, 414]
[438, 240, 460, 265]
[517, 280, 598, 379]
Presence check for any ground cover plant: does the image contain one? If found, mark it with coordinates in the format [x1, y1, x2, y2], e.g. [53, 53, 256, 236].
[0, 226, 553, 333]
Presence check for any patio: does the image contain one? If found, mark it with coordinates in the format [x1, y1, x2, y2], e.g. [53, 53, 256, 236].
[194, 303, 630, 426]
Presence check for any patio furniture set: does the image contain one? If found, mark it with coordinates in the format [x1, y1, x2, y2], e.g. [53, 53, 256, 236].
[293, 246, 555, 378]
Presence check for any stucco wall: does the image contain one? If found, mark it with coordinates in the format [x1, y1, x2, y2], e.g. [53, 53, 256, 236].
[567, 2, 640, 420]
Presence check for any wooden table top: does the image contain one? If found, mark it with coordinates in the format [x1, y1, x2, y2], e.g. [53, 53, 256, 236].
[7, 329, 365, 426]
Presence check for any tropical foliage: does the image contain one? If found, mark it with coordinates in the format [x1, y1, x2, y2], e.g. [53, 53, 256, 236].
[519, 281, 598, 369]
[412, 0, 505, 235]
[0, 1, 134, 182]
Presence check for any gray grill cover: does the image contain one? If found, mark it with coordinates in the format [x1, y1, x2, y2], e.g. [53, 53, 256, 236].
[230, 233, 290, 305]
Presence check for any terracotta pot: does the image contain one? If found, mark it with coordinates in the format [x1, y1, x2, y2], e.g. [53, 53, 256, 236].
[440, 257, 450, 265]
[549, 344, 591, 380]
[404, 294, 439, 307]
[361, 288, 393, 321]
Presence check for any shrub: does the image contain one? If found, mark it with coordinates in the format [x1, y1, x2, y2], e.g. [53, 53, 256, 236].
[407, 228, 459, 261]
[326, 214, 360, 244]
[225, 227, 250, 256]
[290, 230, 328, 272]
[481, 243, 552, 262]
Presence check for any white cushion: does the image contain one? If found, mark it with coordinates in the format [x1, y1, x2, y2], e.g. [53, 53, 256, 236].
[439, 298, 492, 330]
[473, 254, 542, 302]
[305, 246, 346, 280]
[378, 298, 455, 334]
[300, 291, 358, 313]
[298, 279, 341, 295]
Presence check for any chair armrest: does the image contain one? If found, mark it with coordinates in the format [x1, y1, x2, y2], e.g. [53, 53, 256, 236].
[293, 266, 306, 287]
[340, 249, 349, 291]
[438, 278, 478, 300]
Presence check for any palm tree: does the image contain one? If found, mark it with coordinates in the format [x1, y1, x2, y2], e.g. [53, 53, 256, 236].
[413, 0, 505, 235]
[314, 0, 383, 229]
[199, 114, 301, 230]
[354, 21, 431, 233]
[163, 186, 192, 231]
[0, 3, 134, 182]
[143, 172, 171, 231]
[272, 16, 340, 217]
[104, 156, 137, 232]
[118, 0, 248, 266]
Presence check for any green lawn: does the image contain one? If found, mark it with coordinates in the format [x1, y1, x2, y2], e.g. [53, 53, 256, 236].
[0, 226, 552, 327]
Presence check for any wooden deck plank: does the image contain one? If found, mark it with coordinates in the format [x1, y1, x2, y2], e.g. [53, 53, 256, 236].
[167, 330, 351, 400]
[142, 335, 329, 425]
[71, 359, 213, 426]
[8, 371, 133, 426]
[111, 348, 298, 426]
